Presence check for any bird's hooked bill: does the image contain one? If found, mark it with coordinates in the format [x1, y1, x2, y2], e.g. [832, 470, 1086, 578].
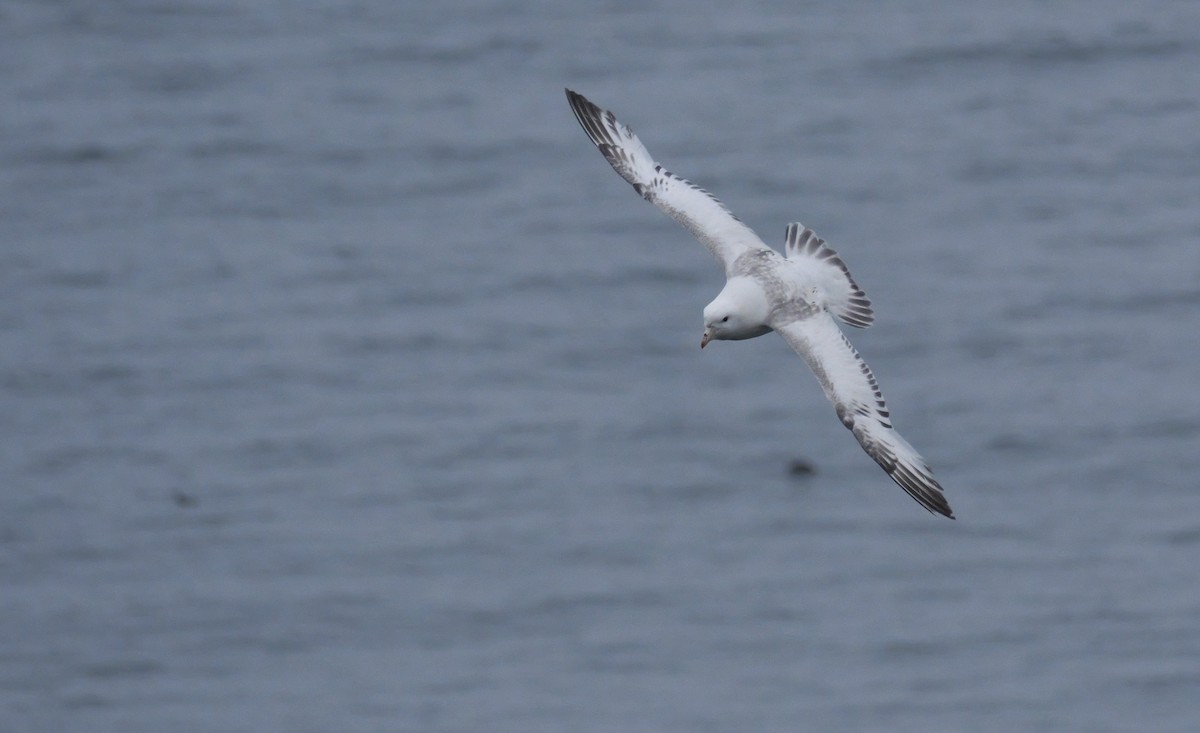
[700, 329, 712, 348]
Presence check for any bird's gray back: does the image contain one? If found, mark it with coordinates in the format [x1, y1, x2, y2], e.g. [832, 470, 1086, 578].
[730, 249, 820, 327]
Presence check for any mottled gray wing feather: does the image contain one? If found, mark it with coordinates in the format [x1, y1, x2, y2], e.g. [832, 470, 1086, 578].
[566, 89, 772, 274]
[773, 311, 954, 518]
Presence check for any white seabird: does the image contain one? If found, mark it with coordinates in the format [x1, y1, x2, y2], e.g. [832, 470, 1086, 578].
[566, 89, 955, 519]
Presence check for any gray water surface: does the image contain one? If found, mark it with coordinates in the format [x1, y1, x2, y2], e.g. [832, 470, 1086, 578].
[2, 1, 1199, 731]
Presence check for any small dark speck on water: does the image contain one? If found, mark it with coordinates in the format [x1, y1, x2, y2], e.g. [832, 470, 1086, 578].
[788, 459, 817, 476]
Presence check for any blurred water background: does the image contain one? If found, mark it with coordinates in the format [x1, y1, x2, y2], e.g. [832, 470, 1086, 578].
[2, 1, 1199, 731]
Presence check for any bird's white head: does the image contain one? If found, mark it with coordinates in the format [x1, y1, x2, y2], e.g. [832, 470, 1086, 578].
[701, 282, 771, 347]
[700, 305, 735, 348]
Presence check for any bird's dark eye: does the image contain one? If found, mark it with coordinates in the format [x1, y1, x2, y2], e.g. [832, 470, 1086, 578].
[721, 316, 729, 322]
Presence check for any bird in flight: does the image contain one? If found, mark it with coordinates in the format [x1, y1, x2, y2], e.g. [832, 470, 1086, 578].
[566, 89, 954, 519]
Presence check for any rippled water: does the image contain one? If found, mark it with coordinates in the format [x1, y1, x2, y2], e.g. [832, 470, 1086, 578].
[2, 1, 1199, 731]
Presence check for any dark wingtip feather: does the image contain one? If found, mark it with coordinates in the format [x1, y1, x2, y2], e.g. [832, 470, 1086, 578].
[888, 462, 955, 519]
[565, 89, 613, 152]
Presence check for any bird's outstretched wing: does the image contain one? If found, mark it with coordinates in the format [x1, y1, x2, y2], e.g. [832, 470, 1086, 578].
[772, 311, 954, 518]
[566, 89, 772, 274]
